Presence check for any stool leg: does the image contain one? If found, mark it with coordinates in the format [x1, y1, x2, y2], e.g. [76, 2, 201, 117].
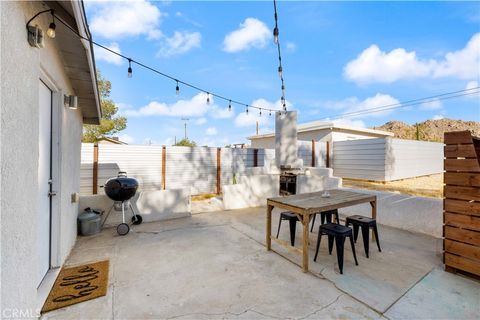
[335, 235, 345, 274]
[276, 217, 282, 238]
[314, 232, 322, 261]
[328, 235, 334, 254]
[353, 224, 359, 243]
[334, 210, 340, 224]
[349, 235, 359, 266]
[289, 218, 297, 246]
[325, 212, 332, 224]
[373, 224, 382, 252]
[361, 225, 370, 258]
[321, 213, 326, 225]
[310, 214, 316, 232]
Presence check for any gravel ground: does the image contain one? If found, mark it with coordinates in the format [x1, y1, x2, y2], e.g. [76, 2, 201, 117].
[343, 174, 443, 199]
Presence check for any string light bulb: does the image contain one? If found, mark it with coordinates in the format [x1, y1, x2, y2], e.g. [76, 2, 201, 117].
[273, 27, 279, 44]
[228, 100, 232, 111]
[246, 105, 249, 114]
[281, 84, 285, 96]
[206, 92, 210, 104]
[127, 59, 132, 78]
[269, 110, 272, 116]
[278, 66, 283, 79]
[46, 12, 56, 38]
[175, 80, 180, 95]
[259, 109, 262, 116]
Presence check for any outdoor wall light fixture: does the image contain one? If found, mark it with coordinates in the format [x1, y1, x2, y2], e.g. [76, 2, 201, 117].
[64, 95, 78, 110]
[26, 9, 56, 48]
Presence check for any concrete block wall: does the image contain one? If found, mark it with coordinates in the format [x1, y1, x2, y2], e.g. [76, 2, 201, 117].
[79, 189, 191, 227]
[223, 175, 280, 210]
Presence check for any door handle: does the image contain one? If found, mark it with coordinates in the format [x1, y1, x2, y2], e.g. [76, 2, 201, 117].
[49, 191, 57, 197]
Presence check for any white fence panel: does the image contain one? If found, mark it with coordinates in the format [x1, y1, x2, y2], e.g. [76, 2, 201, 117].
[333, 138, 387, 180]
[80, 143, 94, 195]
[165, 146, 217, 195]
[387, 139, 444, 180]
[332, 138, 444, 181]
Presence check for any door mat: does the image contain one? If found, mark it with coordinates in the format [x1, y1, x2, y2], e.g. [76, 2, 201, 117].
[41, 260, 109, 313]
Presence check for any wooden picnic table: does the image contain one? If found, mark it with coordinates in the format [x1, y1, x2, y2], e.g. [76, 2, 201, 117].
[266, 189, 377, 272]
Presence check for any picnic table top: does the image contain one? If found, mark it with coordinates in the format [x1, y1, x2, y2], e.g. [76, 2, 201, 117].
[267, 189, 376, 214]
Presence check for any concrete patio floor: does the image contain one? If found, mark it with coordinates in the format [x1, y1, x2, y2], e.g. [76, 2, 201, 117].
[42, 207, 480, 319]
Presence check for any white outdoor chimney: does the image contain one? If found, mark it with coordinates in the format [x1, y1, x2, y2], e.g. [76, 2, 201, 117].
[275, 111, 303, 169]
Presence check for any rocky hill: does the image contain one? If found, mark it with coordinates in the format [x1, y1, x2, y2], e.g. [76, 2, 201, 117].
[374, 118, 480, 142]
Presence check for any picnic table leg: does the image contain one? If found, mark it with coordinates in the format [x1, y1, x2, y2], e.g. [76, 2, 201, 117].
[370, 200, 377, 242]
[266, 204, 273, 250]
[302, 213, 310, 272]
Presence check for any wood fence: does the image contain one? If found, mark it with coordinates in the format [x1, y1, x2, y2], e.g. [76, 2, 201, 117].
[443, 131, 480, 277]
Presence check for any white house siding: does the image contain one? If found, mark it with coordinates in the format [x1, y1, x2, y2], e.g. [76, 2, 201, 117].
[1, 1, 84, 314]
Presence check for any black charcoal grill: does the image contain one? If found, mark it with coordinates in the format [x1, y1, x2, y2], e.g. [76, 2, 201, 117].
[103, 172, 142, 235]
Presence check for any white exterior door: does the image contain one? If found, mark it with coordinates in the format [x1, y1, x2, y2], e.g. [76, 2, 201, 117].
[38, 81, 52, 286]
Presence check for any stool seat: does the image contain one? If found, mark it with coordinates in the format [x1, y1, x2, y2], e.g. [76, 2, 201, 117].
[320, 223, 352, 235]
[280, 211, 299, 220]
[277, 211, 299, 246]
[314, 223, 358, 274]
[345, 215, 381, 258]
[346, 215, 375, 225]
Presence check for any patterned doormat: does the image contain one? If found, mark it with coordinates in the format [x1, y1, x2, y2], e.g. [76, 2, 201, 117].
[41, 260, 109, 313]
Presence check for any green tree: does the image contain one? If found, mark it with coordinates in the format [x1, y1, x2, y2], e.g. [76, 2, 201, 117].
[82, 71, 127, 142]
[174, 138, 197, 147]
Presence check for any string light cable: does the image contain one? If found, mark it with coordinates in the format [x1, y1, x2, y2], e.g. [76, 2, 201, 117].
[52, 11, 281, 115]
[51, 11, 478, 119]
[273, 0, 287, 111]
[321, 87, 480, 121]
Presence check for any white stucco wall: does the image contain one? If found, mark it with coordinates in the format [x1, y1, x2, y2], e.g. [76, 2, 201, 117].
[1, 1, 84, 313]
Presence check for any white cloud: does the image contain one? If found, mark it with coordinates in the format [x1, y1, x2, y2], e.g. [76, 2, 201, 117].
[466, 80, 479, 90]
[331, 118, 366, 128]
[124, 92, 212, 117]
[420, 98, 443, 110]
[234, 98, 289, 127]
[90, 0, 163, 39]
[157, 31, 201, 57]
[344, 33, 480, 84]
[94, 42, 123, 65]
[195, 117, 207, 125]
[122, 93, 232, 119]
[118, 133, 135, 144]
[223, 18, 271, 53]
[286, 41, 297, 52]
[205, 127, 217, 136]
[325, 93, 400, 118]
[432, 115, 445, 120]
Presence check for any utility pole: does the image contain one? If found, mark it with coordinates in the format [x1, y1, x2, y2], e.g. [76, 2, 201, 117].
[181, 118, 189, 140]
[256, 121, 259, 135]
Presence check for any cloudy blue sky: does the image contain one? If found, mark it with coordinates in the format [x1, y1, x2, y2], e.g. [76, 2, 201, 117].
[85, 0, 480, 146]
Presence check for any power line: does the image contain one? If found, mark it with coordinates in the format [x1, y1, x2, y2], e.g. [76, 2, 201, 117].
[53, 12, 281, 115]
[321, 87, 480, 120]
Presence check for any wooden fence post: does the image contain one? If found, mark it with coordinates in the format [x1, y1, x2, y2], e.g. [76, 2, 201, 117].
[216, 148, 221, 195]
[253, 149, 258, 167]
[162, 145, 166, 190]
[311, 140, 316, 167]
[92, 143, 98, 194]
[326, 141, 330, 168]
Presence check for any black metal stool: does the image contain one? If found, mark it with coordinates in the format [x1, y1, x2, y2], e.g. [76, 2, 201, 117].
[276, 211, 299, 246]
[345, 215, 381, 258]
[314, 223, 358, 274]
[310, 209, 340, 232]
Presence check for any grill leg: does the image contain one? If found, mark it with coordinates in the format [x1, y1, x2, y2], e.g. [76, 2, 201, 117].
[121, 202, 126, 224]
